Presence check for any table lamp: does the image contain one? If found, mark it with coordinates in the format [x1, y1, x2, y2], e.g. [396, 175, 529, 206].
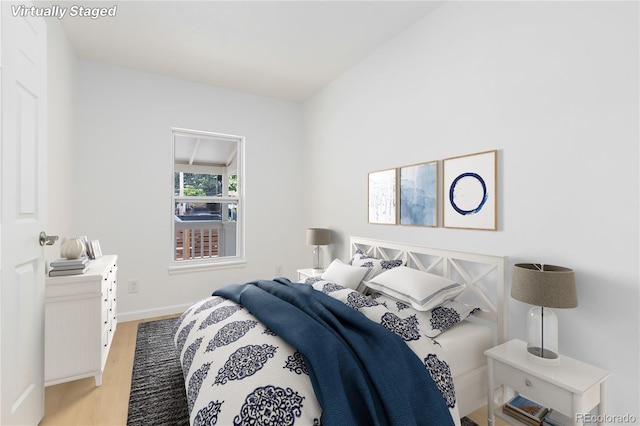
[306, 228, 331, 271]
[511, 263, 577, 365]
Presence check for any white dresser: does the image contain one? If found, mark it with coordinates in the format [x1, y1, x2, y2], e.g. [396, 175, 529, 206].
[44, 255, 118, 386]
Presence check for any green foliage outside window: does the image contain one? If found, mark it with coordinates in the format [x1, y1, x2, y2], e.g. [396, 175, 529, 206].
[175, 173, 237, 196]
[228, 175, 237, 193]
[182, 185, 206, 196]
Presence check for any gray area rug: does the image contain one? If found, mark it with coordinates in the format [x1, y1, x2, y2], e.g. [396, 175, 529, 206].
[127, 317, 189, 425]
[461, 417, 479, 426]
[126, 316, 480, 426]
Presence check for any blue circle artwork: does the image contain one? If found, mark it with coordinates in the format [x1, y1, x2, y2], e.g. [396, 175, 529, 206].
[449, 172, 488, 215]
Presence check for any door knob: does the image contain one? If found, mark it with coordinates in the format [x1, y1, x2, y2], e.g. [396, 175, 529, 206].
[39, 231, 59, 246]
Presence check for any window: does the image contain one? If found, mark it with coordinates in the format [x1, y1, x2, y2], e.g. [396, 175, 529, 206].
[171, 128, 244, 270]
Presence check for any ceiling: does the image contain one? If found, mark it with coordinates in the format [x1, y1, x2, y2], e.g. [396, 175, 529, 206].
[174, 133, 238, 169]
[56, 1, 444, 102]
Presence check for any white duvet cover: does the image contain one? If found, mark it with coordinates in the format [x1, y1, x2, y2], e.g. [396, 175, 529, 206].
[174, 280, 462, 426]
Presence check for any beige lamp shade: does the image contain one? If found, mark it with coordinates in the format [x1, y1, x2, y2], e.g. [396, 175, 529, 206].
[511, 263, 577, 308]
[306, 228, 331, 246]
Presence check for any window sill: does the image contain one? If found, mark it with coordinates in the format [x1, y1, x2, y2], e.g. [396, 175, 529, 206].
[168, 258, 247, 275]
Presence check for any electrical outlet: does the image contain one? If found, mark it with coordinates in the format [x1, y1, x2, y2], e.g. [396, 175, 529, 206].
[275, 265, 283, 276]
[128, 280, 139, 293]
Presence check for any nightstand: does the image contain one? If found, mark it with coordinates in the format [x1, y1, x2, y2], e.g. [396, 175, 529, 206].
[297, 268, 324, 281]
[485, 339, 610, 426]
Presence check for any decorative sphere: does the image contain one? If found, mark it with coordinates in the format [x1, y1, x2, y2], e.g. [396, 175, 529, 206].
[61, 239, 85, 260]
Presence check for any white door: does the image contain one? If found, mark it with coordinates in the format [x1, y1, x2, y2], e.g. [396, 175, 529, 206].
[0, 2, 48, 425]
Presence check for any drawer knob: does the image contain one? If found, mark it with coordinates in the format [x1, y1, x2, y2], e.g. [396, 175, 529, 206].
[525, 379, 532, 387]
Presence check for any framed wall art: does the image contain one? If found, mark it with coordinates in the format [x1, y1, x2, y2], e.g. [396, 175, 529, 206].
[443, 150, 497, 230]
[368, 168, 397, 225]
[400, 161, 438, 227]
[78, 235, 91, 258]
[90, 240, 103, 258]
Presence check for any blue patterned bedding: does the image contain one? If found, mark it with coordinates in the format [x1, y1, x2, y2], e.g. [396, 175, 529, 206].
[174, 278, 462, 426]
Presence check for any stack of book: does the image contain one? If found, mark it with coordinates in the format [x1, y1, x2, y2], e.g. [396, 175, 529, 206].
[502, 395, 549, 425]
[542, 410, 572, 426]
[49, 257, 89, 277]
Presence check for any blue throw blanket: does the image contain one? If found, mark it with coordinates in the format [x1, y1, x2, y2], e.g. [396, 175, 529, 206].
[213, 278, 454, 426]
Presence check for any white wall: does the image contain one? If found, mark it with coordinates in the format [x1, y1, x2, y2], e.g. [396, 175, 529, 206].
[74, 61, 307, 319]
[45, 17, 77, 264]
[302, 1, 638, 418]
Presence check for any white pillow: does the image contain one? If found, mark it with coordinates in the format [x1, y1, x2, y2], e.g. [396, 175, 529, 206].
[364, 266, 465, 311]
[321, 260, 370, 290]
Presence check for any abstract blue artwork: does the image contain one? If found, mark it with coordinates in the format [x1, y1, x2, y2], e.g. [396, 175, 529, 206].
[368, 168, 397, 224]
[449, 172, 488, 216]
[443, 150, 497, 230]
[400, 161, 438, 227]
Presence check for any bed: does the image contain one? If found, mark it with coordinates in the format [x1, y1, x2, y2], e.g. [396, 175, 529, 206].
[173, 236, 507, 425]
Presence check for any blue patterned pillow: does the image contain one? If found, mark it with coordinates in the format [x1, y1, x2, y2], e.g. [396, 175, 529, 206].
[348, 249, 406, 282]
[311, 282, 478, 338]
[302, 276, 323, 285]
[369, 292, 480, 337]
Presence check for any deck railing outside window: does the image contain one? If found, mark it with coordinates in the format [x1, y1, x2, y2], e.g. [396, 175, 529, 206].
[174, 220, 236, 261]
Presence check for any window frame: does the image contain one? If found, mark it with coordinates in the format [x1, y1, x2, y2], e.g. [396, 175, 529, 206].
[169, 128, 245, 273]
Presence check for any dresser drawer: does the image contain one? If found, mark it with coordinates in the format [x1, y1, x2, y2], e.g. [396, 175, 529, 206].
[45, 255, 118, 387]
[109, 284, 116, 311]
[494, 361, 572, 414]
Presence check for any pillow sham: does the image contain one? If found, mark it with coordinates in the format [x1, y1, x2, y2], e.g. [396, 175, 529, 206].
[310, 281, 479, 338]
[321, 259, 370, 290]
[364, 266, 465, 311]
[348, 249, 406, 281]
[301, 276, 324, 285]
[369, 292, 479, 337]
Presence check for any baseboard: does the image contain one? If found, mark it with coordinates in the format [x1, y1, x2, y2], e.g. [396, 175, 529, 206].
[117, 303, 192, 323]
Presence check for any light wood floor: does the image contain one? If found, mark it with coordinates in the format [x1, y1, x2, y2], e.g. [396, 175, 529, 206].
[40, 314, 506, 426]
[40, 314, 180, 425]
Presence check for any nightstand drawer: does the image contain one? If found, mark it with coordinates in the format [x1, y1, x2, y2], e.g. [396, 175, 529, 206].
[494, 361, 572, 414]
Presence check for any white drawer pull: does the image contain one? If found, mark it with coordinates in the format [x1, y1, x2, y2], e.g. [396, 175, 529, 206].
[525, 379, 532, 387]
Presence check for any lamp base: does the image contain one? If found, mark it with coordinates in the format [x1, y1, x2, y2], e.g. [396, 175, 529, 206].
[312, 245, 323, 270]
[526, 346, 560, 366]
[526, 306, 560, 366]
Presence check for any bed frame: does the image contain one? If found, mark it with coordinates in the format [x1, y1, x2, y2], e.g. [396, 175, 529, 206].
[350, 236, 507, 417]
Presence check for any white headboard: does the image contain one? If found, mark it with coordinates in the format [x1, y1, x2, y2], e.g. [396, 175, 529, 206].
[350, 236, 508, 344]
